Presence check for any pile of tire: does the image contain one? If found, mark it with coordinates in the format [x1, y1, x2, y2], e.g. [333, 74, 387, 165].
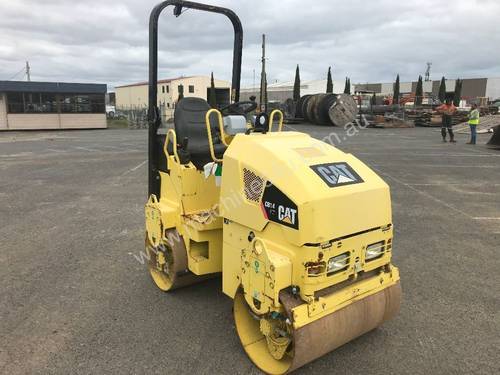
[296, 93, 358, 126]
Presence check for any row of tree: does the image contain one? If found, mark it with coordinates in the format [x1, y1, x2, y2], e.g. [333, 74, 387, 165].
[206, 69, 463, 109]
[393, 74, 463, 106]
[293, 65, 352, 101]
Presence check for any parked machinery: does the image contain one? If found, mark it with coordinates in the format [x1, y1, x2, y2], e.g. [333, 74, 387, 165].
[487, 125, 500, 148]
[145, 1, 401, 374]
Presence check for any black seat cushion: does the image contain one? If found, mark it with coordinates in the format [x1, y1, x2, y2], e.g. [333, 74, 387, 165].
[174, 98, 226, 169]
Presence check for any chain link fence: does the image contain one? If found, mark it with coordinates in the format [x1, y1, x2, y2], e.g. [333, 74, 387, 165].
[116, 103, 174, 129]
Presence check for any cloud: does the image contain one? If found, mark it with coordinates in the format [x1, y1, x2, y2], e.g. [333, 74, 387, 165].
[0, 0, 499, 90]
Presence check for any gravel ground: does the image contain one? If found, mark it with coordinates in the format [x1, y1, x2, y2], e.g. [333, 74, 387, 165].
[0, 126, 499, 375]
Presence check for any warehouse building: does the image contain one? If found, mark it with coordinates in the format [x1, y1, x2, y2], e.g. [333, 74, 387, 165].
[0, 81, 107, 131]
[355, 77, 500, 99]
[115, 75, 231, 110]
[241, 77, 500, 103]
[240, 79, 349, 102]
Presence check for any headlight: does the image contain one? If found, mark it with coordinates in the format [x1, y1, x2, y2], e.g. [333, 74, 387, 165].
[365, 241, 385, 261]
[327, 253, 349, 274]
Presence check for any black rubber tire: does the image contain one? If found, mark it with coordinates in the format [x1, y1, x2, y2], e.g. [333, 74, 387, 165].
[301, 95, 313, 122]
[317, 94, 337, 126]
[296, 95, 311, 119]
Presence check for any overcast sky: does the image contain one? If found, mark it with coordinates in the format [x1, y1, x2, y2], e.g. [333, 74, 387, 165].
[1, 0, 499, 90]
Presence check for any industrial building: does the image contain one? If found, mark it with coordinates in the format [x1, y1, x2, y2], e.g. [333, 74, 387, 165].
[355, 77, 500, 100]
[241, 77, 500, 103]
[240, 79, 349, 102]
[115, 75, 231, 110]
[0, 81, 107, 131]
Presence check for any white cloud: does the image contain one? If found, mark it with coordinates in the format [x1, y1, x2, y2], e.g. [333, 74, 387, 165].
[0, 0, 499, 90]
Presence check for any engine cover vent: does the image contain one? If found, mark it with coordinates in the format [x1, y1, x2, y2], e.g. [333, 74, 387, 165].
[243, 168, 264, 202]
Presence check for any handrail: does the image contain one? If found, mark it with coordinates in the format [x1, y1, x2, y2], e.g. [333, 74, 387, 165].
[269, 109, 284, 132]
[206, 109, 229, 147]
[205, 109, 224, 163]
[163, 128, 179, 163]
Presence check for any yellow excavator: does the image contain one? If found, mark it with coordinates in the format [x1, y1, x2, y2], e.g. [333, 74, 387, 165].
[145, 1, 401, 373]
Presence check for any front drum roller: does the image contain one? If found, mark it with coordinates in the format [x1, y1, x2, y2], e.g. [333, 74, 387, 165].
[234, 282, 401, 374]
[146, 229, 204, 291]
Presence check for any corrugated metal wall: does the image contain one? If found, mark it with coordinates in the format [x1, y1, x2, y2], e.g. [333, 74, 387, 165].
[485, 78, 500, 100]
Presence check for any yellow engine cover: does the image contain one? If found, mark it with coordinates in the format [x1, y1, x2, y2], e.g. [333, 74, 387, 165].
[220, 131, 391, 245]
[220, 131, 396, 309]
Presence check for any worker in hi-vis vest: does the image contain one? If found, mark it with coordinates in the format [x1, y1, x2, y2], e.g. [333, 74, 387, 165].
[467, 104, 480, 145]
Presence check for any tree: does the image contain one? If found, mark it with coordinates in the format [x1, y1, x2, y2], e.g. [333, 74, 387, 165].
[393, 74, 400, 105]
[438, 76, 446, 103]
[293, 64, 301, 101]
[344, 77, 351, 94]
[209, 72, 217, 108]
[326, 67, 333, 93]
[178, 84, 184, 100]
[415, 75, 423, 106]
[453, 78, 462, 107]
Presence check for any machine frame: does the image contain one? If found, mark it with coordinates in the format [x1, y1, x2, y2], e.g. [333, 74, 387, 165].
[147, 0, 243, 198]
[144, 2, 401, 374]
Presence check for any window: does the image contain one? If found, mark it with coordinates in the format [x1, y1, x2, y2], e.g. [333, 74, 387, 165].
[189, 85, 195, 93]
[162, 86, 165, 94]
[6, 92, 105, 114]
[6, 92, 58, 113]
[89, 94, 105, 113]
[166, 85, 169, 93]
[6, 92, 24, 113]
[40, 93, 57, 113]
[60, 94, 105, 113]
[167, 103, 170, 108]
[23, 93, 41, 113]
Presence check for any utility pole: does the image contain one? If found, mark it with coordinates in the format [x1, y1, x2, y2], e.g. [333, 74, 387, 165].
[259, 34, 267, 113]
[425, 62, 431, 82]
[25, 61, 31, 81]
[253, 69, 255, 92]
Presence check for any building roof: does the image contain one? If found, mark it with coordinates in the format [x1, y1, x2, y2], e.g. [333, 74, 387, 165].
[241, 79, 347, 92]
[115, 76, 194, 88]
[0, 80, 107, 94]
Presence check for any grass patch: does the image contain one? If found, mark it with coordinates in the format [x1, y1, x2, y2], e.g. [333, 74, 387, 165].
[107, 118, 129, 129]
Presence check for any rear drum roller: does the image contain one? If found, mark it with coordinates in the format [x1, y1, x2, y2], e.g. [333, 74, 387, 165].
[234, 282, 402, 374]
[146, 229, 202, 291]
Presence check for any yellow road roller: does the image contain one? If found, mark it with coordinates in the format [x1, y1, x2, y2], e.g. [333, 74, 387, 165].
[145, 2, 401, 373]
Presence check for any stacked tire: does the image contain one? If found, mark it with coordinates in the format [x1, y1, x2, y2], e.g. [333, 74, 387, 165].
[295, 93, 358, 126]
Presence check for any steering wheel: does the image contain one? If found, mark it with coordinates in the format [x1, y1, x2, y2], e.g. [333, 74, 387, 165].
[220, 101, 257, 116]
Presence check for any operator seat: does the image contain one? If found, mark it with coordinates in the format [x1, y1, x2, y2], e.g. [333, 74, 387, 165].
[174, 97, 227, 169]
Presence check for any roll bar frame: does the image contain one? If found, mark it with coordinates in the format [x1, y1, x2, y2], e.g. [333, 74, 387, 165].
[148, 0, 243, 196]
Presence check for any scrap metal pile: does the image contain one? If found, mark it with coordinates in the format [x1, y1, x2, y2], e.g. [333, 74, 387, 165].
[452, 114, 500, 134]
[406, 110, 469, 127]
